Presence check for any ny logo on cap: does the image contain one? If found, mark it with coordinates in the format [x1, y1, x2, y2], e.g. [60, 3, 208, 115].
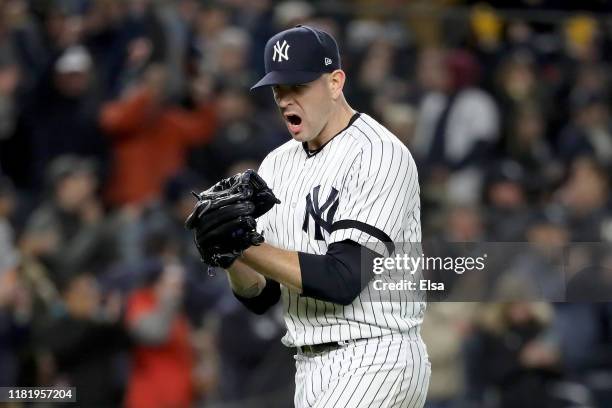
[273, 40, 290, 62]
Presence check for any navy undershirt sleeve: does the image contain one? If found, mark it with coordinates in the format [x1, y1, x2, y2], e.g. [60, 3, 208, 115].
[298, 240, 378, 305]
[233, 278, 281, 315]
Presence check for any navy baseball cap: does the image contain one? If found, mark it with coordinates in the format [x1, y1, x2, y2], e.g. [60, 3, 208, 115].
[250, 25, 341, 90]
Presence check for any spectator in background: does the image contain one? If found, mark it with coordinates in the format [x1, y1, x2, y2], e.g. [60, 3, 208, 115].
[102, 0, 169, 98]
[42, 272, 127, 406]
[562, 15, 601, 71]
[414, 48, 500, 206]
[109, 171, 200, 267]
[1, 177, 59, 389]
[8, 1, 76, 91]
[109, 169, 229, 324]
[558, 89, 612, 169]
[380, 102, 417, 147]
[0, 175, 24, 387]
[20, 156, 116, 282]
[0, 293, 29, 388]
[565, 248, 612, 304]
[208, 27, 253, 88]
[273, 1, 314, 29]
[423, 206, 489, 301]
[414, 48, 499, 172]
[194, 3, 231, 73]
[107, 169, 228, 329]
[0, 274, 33, 389]
[556, 157, 611, 241]
[214, 297, 294, 405]
[464, 303, 564, 408]
[446, 206, 486, 243]
[505, 104, 557, 181]
[500, 207, 569, 302]
[504, 19, 536, 56]
[573, 63, 609, 97]
[551, 303, 612, 407]
[143, 172, 230, 323]
[354, 38, 399, 115]
[421, 303, 476, 408]
[151, 0, 200, 102]
[124, 171, 206, 265]
[81, 0, 169, 100]
[189, 84, 281, 181]
[3, 45, 109, 189]
[483, 160, 531, 242]
[468, 4, 504, 86]
[100, 64, 216, 207]
[494, 52, 552, 152]
[124, 261, 195, 408]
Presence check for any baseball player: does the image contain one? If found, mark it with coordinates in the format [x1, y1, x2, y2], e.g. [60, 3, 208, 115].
[190, 25, 430, 407]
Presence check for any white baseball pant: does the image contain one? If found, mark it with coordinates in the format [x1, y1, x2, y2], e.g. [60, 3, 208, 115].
[294, 336, 430, 408]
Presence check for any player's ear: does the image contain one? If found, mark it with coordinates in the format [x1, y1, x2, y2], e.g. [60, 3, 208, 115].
[328, 70, 345, 100]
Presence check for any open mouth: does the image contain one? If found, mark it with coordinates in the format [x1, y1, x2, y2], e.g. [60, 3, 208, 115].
[286, 114, 302, 126]
[284, 113, 303, 134]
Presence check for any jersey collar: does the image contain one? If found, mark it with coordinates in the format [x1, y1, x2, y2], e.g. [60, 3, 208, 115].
[302, 112, 361, 158]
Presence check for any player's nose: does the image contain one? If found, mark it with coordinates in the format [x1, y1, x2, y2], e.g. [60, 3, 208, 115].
[277, 96, 290, 108]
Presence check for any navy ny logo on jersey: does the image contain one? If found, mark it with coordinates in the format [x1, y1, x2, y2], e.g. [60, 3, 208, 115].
[303, 185, 339, 240]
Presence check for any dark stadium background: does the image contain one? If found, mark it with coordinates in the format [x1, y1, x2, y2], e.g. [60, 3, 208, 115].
[0, 0, 611, 407]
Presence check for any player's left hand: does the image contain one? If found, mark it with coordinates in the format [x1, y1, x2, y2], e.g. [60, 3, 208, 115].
[185, 169, 280, 268]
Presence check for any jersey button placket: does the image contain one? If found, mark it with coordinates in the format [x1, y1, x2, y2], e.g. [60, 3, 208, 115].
[291, 158, 310, 209]
[298, 158, 314, 209]
[298, 155, 317, 208]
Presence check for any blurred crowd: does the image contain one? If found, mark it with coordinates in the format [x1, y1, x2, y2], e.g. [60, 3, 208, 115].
[0, 0, 611, 407]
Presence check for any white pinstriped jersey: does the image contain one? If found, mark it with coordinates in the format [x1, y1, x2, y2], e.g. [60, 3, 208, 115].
[258, 113, 425, 347]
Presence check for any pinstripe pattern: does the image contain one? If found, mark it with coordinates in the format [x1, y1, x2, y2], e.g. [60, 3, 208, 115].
[258, 113, 426, 347]
[257, 113, 430, 407]
[294, 336, 430, 408]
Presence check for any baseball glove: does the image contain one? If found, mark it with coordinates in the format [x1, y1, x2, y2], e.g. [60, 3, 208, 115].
[185, 170, 280, 268]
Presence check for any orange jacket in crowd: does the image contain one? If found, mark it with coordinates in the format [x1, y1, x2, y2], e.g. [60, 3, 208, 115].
[125, 288, 194, 408]
[101, 88, 216, 206]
